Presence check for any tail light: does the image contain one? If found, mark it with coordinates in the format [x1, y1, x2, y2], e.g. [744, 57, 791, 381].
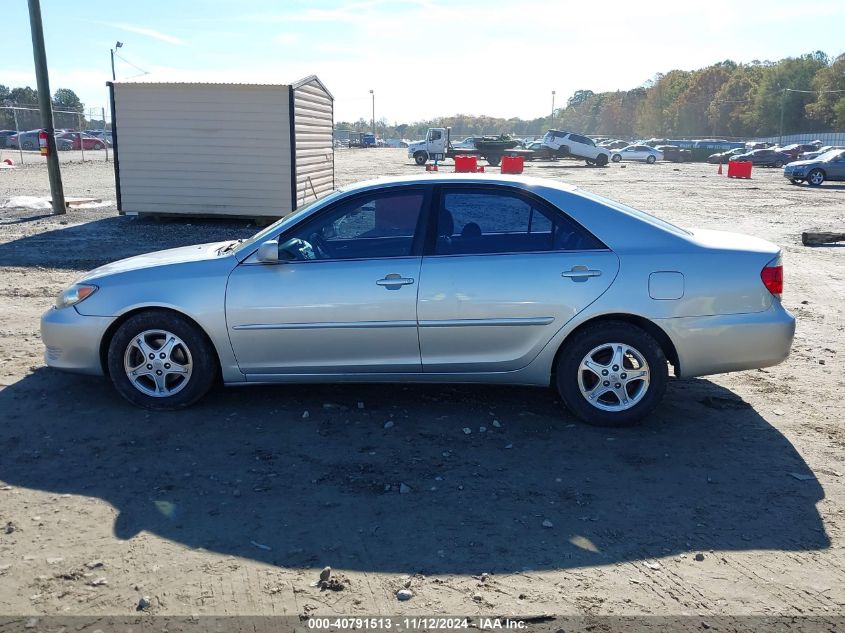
[761, 256, 783, 298]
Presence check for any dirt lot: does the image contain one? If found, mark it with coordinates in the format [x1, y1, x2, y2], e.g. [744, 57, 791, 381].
[0, 149, 843, 622]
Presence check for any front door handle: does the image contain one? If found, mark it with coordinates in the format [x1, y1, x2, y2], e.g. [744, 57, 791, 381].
[562, 266, 602, 279]
[377, 274, 415, 287]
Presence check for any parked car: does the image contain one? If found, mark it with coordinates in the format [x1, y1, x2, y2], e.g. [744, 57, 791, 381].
[729, 149, 790, 168]
[451, 137, 476, 150]
[599, 139, 629, 150]
[655, 145, 691, 163]
[0, 130, 18, 149]
[798, 145, 844, 161]
[7, 129, 43, 150]
[56, 132, 109, 151]
[610, 145, 663, 163]
[783, 149, 845, 186]
[707, 148, 746, 164]
[774, 143, 818, 161]
[40, 175, 794, 427]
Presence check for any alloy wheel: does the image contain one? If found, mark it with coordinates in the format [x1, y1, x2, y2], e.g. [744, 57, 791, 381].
[577, 342, 650, 412]
[123, 329, 193, 397]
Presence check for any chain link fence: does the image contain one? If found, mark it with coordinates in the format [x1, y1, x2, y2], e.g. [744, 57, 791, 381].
[0, 105, 112, 165]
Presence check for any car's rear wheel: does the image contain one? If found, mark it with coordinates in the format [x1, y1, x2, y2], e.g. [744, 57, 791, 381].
[107, 310, 217, 410]
[774, 160, 784, 168]
[611, 154, 622, 163]
[646, 155, 656, 164]
[807, 169, 825, 186]
[413, 151, 428, 166]
[555, 321, 667, 426]
[487, 155, 501, 166]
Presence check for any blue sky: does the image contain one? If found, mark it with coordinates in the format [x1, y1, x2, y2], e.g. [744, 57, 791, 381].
[5, 0, 845, 123]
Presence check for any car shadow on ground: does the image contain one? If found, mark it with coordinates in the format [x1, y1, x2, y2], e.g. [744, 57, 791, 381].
[0, 215, 257, 270]
[0, 368, 829, 574]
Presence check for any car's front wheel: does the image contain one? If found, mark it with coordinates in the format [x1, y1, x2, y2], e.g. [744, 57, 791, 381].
[611, 154, 622, 163]
[774, 160, 784, 168]
[413, 151, 428, 166]
[646, 155, 656, 164]
[807, 169, 825, 186]
[595, 154, 609, 166]
[555, 321, 668, 426]
[107, 310, 217, 409]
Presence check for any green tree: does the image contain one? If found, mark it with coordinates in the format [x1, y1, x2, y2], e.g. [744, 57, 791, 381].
[52, 88, 84, 112]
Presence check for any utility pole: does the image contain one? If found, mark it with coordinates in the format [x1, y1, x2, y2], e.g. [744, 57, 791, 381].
[27, 0, 65, 215]
[110, 41, 123, 81]
[369, 89, 375, 136]
[779, 88, 786, 145]
[551, 90, 556, 118]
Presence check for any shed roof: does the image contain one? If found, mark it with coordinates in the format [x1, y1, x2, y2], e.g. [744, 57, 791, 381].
[108, 74, 332, 99]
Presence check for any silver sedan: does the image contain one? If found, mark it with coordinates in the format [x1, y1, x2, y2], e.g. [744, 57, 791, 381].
[41, 175, 795, 426]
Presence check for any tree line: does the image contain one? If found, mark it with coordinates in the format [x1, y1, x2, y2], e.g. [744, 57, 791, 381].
[0, 86, 105, 130]
[339, 51, 845, 140]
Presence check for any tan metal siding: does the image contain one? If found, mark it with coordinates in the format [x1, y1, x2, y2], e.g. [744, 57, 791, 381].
[293, 79, 334, 208]
[114, 84, 292, 217]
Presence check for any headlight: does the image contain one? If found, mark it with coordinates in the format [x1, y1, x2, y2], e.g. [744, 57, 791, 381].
[55, 284, 98, 309]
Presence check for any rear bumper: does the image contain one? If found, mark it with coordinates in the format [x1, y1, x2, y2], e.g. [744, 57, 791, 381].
[40, 306, 114, 376]
[657, 302, 795, 378]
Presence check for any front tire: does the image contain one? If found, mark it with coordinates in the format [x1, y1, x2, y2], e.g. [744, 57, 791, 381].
[413, 151, 428, 166]
[595, 154, 608, 166]
[646, 155, 656, 164]
[807, 169, 825, 186]
[611, 154, 622, 163]
[487, 155, 501, 167]
[555, 321, 668, 427]
[774, 160, 784, 168]
[107, 310, 217, 410]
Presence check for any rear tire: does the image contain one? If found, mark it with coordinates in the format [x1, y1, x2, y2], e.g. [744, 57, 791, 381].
[414, 151, 428, 166]
[611, 154, 622, 163]
[807, 169, 825, 186]
[487, 155, 501, 167]
[107, 310, 217, 410]
[774, 160, 784, 168]
[555, 321, 668, 427]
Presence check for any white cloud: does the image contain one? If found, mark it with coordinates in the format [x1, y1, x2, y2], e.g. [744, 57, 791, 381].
[103, 22, 186, 45]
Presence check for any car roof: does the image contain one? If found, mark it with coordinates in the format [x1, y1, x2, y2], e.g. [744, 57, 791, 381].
[337, 173, 579, 195]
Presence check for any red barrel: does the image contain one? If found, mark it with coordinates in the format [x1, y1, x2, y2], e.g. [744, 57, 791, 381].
[454, 155, 478, 173]
[501, 155, 524, 174]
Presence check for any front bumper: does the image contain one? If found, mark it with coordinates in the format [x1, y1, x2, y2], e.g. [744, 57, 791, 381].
[40, 306, 115, 375]
[656, 302, 795, 378]
[783, 168, 806, 180]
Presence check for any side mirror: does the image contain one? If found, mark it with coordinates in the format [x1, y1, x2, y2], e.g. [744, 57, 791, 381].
[256, 240, 279, 263]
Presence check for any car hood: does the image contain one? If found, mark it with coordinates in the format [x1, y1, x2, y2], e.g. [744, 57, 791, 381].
[78, 241, 233, 282]
[785, 159, 819, 169]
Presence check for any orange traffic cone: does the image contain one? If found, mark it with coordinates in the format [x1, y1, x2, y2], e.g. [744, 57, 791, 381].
[717, 162, 723, 175]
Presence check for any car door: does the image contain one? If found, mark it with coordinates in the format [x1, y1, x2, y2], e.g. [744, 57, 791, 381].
[828, 152, 845, 179]
[417, 185, 619, 373]
[226, 187, 430, 376]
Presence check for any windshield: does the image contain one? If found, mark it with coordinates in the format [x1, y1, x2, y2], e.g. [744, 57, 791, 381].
[234, 190, 346, 255]
[816, 149, 845, 162]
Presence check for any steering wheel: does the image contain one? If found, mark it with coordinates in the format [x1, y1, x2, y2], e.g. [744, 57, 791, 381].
[308, 232, 331, 259]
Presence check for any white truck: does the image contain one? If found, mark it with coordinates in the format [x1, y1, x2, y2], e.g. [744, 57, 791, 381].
[407, 128, 521, 167]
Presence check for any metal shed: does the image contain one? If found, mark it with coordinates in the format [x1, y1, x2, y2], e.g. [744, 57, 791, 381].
[107, 76, 334, 220]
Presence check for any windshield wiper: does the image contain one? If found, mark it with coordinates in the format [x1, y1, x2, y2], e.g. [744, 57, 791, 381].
[219, 239, 244, 255]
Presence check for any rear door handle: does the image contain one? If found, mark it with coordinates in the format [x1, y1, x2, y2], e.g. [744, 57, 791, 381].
[377, 274, 415, 287]
[562, 266, 602, 279]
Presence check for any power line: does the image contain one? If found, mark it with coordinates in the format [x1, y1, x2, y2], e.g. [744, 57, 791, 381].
[113, 52, 149, 77]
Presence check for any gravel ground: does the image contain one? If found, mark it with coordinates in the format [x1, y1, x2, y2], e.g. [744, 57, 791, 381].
[0, 149, 843, 622]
